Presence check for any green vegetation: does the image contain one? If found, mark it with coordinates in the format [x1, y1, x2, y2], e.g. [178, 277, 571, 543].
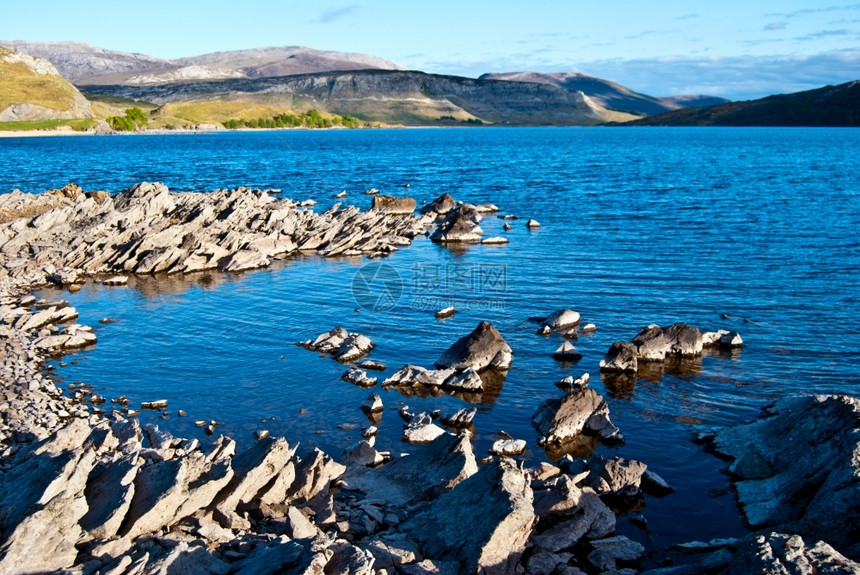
[0, 118, 98, 132]
[107, 106, 148, 131]
[223, 109, 367, 130]
[438, 115, 484, 125]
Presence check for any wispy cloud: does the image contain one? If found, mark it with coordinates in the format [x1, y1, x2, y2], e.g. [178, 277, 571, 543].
[797, 28, 851, 40]
[764, 22, 787, 31]
[418, 48, 860, 101]
[676, 13, 699, 21]
[765, 3, 860, 19]
[313, 5, 360, 24]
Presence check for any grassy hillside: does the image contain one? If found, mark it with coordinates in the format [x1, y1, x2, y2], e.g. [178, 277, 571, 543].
[625, 80, 860, 127]
[0, 47, 86, 113]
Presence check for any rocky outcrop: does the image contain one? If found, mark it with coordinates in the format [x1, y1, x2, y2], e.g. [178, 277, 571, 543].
[436, 321, 513, 371]
[419, 193, 456, 216]
[399, 458, 536, 575]
[532, 388, 623, 451]
[0, 182, 423, 284]
[429, 204, 484, 243]
[600, 322, 743, 374]
[299, 327, 374, 362]
[709, 394, 860, 557]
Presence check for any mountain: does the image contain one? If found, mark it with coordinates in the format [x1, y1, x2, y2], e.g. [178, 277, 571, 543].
[480, 71, 678, 116]
[0, 47, 92, 122]
[623, 81, 860, 126]
[81, 70, 640, 126]
[0, 41, 405, 85]
[660, 95, 731, 108]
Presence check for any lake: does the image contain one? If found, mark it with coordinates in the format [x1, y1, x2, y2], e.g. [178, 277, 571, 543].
[3, 126, 859, 558]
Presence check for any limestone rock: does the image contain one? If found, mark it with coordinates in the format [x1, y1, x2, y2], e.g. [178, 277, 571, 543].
[436, 321, 513, 371]
[532, 389, 622, 447]
[599, 341, 638, 373]
[372, 195, 417, 214]
[711, 394, 860, 552]
[343, 432, 477, 507]
[543, 309, 581, 331]
[430, 205, 483, 243]
[399, 458, 536, 575]
[419, 193, 456, 216]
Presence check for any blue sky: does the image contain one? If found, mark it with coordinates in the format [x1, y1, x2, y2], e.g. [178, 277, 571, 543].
[2, 0, 859, 100]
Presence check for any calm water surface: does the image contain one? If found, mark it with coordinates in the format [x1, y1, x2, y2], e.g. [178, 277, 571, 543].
[4, 127, 860, 559]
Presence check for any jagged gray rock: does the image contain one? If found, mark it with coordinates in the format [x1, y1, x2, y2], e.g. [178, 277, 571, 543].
[430, 205, 484, 243]
[711, 394, 860, 554]
[343, 432, 477, 507]
[599, 341, 638, 373]
[436, 321, 513, 372]
[398, 457, 536, 575]
[532, 389, 622, 448]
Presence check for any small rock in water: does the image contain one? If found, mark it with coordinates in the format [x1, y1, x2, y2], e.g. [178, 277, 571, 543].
[481, 236, 508, 245]
[141, 399, 168, 410]
[177, 410, 186, 417]
[580, 323, 597, 333]
[442, 407, 477, 428]
[504, 223, 512, 231]
[364, 188, 380, 195]
[361, 393, 384, 413]
[341, 367, 378, 387]
[527, 219, 541, 228]
[102, 275, 129, 286]
[362, 425, 379, 437]
[552, 341, 583, 362]
[435, 306, 456, 319]
[255, 430, 270, 441]
[357, 359, 387, 371]
[335, 190, 347, 198]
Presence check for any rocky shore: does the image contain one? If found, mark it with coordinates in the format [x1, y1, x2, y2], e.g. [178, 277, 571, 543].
[1, 184, 858, 574]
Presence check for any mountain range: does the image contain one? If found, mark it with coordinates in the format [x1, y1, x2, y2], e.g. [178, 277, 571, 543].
[1, 41, 856, 128]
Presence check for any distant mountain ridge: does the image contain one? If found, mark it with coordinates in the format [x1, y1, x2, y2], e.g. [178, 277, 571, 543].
[81, 69, 640, 126]
[623, 80, 860, 126]
[0, 41, 406, 85]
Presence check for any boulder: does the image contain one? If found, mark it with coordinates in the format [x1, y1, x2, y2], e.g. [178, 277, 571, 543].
[599, 341, 638, 373]
[581, 455, 648, 498]
[532, 389, 622, 447]
[703, 329, 743, 348]
[542, 309, 581, 331]
[419, 193, 456, 216]
[441, 367, 483, 392]
[435, 306, 456, 319]
[361, 393, 384, 413]
[430, 205, 484, 244]
[399, 458, 535, 575]
[490, 438, 527, 457]
[342, 367, 377, 387]
[587, 535, 645, 571]
[342, 439, 385, 467]
[333, 334, 374, 362]
[632, 322, 703, 361]
[527, 219, 541, 228]
[372, 195, 417, 215]
[383, 364, 455, 387]
[711, 394, 860, 553]
[436, 321, 513, 372]
[552, 341, 583, 362]
[343, 432, 477, 507]
[403, 412, 448, 444]
[442, 407, 477, 429]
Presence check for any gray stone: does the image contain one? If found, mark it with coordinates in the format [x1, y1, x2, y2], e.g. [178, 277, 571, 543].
[632, 322, 703, 361]
[712, 394, 860, 552]
[441, 367, 483, 392]
[342, 367, 377, 387]
[403, 413, 447, 444]
[583, 455, 647, 497]
[286, 447, 346, 505]
[436, 321, 513, 371]
[400, 457, 535, 575]
[343, 432, 477, 507]
[419, 193, 457, 216]
[490, 438, 527, 457]
[587, 536, 645, 570]
[543, 309, 581, 331]
[430, 205, 484, 243]
[552, 341, 583, 362]
[532, 388, 622, 447]
[372, 195, 417, 214]
[599, 341, 638, 373]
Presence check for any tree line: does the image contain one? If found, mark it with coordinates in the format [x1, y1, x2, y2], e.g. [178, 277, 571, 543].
[223, 109, 365, 130]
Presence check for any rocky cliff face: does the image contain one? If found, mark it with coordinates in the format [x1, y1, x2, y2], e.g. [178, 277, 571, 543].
[0, 47, 92, 121]
[82, 70, 632, 125]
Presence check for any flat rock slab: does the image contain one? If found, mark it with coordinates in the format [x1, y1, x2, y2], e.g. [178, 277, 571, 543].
[398, 458, 535, 575]
[711, 394, 860, 553]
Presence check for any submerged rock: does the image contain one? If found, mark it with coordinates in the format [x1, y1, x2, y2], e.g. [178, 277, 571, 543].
[436, 321, 513, 372]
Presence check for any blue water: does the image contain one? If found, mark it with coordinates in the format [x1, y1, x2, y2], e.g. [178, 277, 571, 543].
[4, 127, 860, 558]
